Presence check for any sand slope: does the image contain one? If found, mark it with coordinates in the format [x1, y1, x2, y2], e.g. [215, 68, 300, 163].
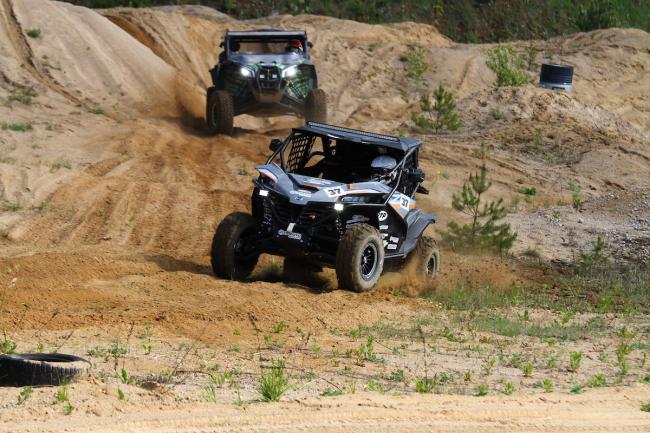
[0, 3, 650, 431]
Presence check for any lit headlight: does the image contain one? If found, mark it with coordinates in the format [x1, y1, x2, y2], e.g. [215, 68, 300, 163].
[259, 189, 269, 197]
[334, 203, 344, 211]
[282, 66, 298, 78]
[240, 67, 253, 77]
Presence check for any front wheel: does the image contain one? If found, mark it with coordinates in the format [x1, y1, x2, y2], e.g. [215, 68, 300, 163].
[211, 212, 259, 280]
[305, 89, 327, 123]
[206, 89, 234, 135]
[335, 224, 384, 292]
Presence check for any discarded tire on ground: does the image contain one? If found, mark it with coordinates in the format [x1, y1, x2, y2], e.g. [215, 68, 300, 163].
[0, 353, 90, 387]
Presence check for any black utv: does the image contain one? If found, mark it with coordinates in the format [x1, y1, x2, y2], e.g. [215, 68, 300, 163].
[206, 30, 327, 135]
[211, 122, 440, 292]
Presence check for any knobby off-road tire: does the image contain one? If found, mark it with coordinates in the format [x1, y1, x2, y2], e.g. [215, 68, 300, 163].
[206, 90, 234, 135]
[211, 212, 259, 280]
[0, 353, 90, 387]
[408, 236, 440, 283]
[305, 89, 327, 123]
[336, 224, 384, 292]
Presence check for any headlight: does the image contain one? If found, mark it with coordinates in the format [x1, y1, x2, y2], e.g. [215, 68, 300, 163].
[282, 66, 298, 78]
[334, 203, 344, 211]
[240, 67, 253, 77]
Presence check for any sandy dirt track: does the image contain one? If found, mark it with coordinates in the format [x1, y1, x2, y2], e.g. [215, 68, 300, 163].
[1, 1, 650, 432]
[4, 387, 650, 433]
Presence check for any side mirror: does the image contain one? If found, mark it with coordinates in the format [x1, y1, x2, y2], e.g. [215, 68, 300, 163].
[307, 41, 313, 48]
[269, 139, 283, 152]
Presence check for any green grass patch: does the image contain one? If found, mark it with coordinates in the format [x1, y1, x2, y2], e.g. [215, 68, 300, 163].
[259, 359, 289, 402]
[7, 86, 36, 105]
[464, 313, 607, 341]
[26, 28, 41, 38]
[1, 121, 32, 132]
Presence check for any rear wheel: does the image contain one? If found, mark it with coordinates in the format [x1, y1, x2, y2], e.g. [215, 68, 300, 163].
[335, 224, 384, 292]
[305, 89, 327, 123]
[206, 89, 234, 135]
[211, 212, 259, 280]
[407, 236, 440, 283]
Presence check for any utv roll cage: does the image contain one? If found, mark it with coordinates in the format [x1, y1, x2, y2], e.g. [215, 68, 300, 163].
[222, 30, 312, 58]
[264, 122, 427, 204]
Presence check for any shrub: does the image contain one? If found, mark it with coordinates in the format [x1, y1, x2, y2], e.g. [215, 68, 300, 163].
[26, 28, 41, 38]
[18, 387, 33, 404]
[8, 86, 36, 105]
[475, 384, 488, 396]
[415, 377, 435, 393]
[411, 85, 462, 133]
[442, 164, 517, 254]
[259, 359, 289, 402]
[1, 122, 32, 132]
[570, 384, 584, 394]
[575, 236, 608, 277]
[400, 45, 427, 82]
[568, 180, 582, 210]
[569, 351, 582, 372]
[485, 45, 529, 87]
[0, 332, 17, 354]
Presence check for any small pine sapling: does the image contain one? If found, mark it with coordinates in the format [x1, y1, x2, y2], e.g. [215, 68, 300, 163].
[442, 164, 517, 254]
[411, 85, 462, 133]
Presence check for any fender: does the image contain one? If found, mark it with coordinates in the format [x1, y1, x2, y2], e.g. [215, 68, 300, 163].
[398, 209, 437, 257]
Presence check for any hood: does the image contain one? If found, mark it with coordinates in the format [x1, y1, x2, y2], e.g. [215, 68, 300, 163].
[230, 53, 306, 67]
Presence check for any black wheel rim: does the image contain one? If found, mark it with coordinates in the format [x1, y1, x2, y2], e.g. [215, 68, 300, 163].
[426, 253, 437, 278]
[360, 242, 378, 281]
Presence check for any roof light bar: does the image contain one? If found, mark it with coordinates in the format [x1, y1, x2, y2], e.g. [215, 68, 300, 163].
[305, 122, 400, 142]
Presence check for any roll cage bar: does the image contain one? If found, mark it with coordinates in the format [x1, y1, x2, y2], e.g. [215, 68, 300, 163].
[223, 31, 310, 56]
[264, 130, 424, 206]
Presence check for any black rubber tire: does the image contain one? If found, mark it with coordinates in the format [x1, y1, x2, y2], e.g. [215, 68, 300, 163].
[206, 89, 234, 135]
[540, 64, 573, 85]
[0, 353, 90, 387]
[283, 257, 322, 285]
[305, 89, 327, 123]
[407, 236, 440, 283]
[335, 224, 384, 292]
[211, 212, 259, 280]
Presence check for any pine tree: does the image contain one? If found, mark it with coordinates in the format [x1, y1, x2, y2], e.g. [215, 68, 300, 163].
[411, 85, 462, 133]
[442, 164, 517, 254]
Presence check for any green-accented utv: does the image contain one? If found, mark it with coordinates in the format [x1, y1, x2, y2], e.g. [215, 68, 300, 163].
[206, 30, 327, 134]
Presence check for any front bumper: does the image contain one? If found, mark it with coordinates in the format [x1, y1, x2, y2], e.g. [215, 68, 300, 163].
[257, 191, 341, 263]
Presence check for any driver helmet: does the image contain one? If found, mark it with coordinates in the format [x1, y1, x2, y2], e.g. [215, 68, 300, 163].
[370, 155, 397, 179]
[286, 40, 303, 53]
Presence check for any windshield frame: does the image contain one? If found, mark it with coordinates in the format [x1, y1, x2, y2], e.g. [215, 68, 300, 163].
[226, 36, 308, 57]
